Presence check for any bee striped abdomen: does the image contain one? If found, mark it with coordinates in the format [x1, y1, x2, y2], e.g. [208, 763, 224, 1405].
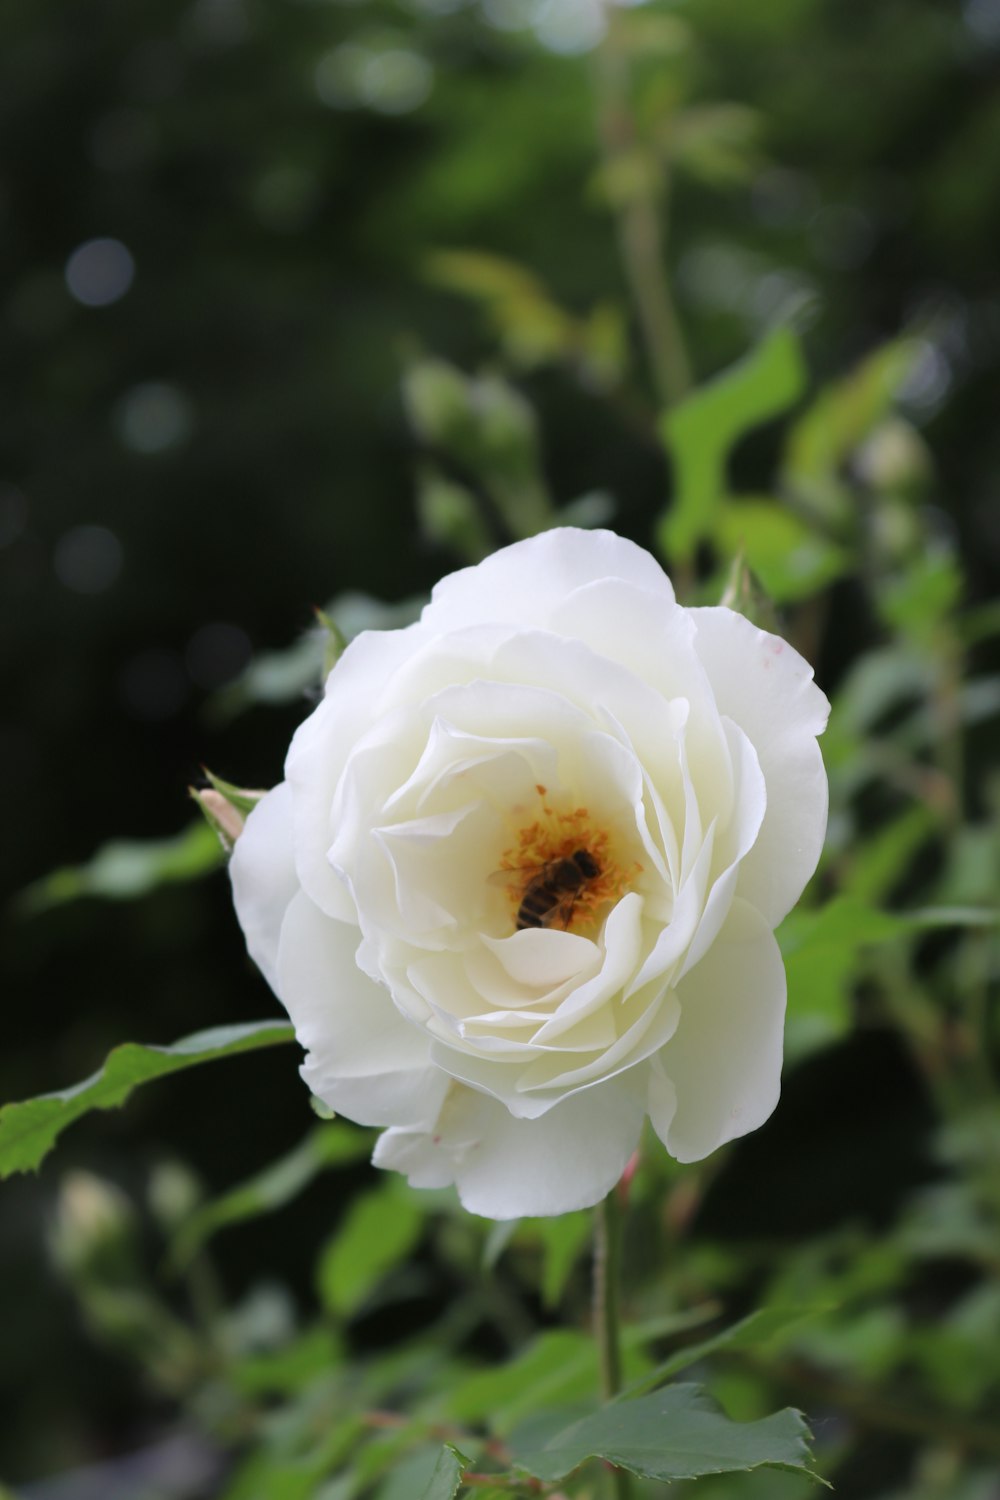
[515, 851, 600, 931]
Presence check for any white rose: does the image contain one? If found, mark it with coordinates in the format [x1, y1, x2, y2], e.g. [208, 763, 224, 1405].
[231, 530, 829, 1219]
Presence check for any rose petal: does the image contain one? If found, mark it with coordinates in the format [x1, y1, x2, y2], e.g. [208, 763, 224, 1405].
[229, 782, 298, 994]
[690, 607, 830, 926]
[277, 891, 434, 1127]
[374, 1074, 645, 1218]
[654, 897, 786, 1162]
[286, 624, 431, 921]
[423, 527, 673, 634]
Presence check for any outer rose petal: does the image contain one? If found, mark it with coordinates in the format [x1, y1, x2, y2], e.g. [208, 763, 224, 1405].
[229, 782, 297, 993]
[285, 623, 431, 922]
[690, 606, 830, 926]
[651, 898, 786, 1162]
[277, 891, 438, 1127]
[374, 1076, 646, 1218]
[423, 528, 673, 634]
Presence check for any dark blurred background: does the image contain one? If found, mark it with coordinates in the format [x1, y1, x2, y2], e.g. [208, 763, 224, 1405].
[2, 0, 999, 1487]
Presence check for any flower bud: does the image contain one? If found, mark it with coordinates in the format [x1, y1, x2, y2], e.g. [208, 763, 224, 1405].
[50, 1171, 135, 1279]
[190, 786, 245, 851]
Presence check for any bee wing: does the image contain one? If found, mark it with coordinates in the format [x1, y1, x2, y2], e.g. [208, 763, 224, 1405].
[547, 889, 581, 929]
[487, 860, 555, 890]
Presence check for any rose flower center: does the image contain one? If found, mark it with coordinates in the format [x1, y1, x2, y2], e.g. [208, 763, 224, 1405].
[496, 784, 639, 939]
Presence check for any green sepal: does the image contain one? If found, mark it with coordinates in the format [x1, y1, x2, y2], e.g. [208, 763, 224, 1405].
[201, 768, 267, 817]
[314, 607, 348, 676]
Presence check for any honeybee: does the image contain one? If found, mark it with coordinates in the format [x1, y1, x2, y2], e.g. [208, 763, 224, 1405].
[512, 848, 602, 931]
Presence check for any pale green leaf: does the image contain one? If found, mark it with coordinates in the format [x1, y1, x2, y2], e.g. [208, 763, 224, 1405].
[784, 339, 920, 514]
[779, 898, 904, 1060]
[445, 1318, 702, 1435]
[169, 1124, 371, 1269]
[446, 1330, 603, 1433]
[615, 1307, 827, 1400]
[211, 593, 425, 719]
[373, 1447, 447, 1500]
[0, 1021, 294, 1178]
[317, 1183, 424, 1318]
[536, 1210, 592, 1308]
[658, 327, 806, 562]
[16, 821, 223, 914]
[508, 1384, 820, 1484]
[417, 1445, 469, 1500]
[314, 608, 348, 677]
[714, 497, 850, 603]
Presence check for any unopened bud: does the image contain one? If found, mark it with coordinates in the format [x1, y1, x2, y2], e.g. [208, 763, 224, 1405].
[191, 770, 266, 853]
[190, 786, 245, 851]
[148, 1160, 203, 1232]
[856, 417, 930, 494]
[51, 1171, 134, 1277]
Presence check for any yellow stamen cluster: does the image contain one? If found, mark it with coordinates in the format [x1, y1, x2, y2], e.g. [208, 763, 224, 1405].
[497, 785, 640, 936]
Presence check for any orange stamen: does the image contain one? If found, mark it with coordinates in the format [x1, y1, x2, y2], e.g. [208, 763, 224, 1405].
[497, 788, 641, 937]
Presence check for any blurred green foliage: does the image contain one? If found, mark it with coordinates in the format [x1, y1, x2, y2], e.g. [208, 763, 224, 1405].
[3, 0, 1000, 1495]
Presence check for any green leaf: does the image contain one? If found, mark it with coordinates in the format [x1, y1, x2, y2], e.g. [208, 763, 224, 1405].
[417, 1445, 469, 1500]
[714, 497, 850, 603]
[508, 1384, 820, 1485]
[0, 1021, 294, 1178]
[15, 821, 223, 914]
[780, 897, 904, 1061]
[169, 1124, 371, 1269]
[783, 338, 920, 516]
[210, 593, 425, 721]
[536, 1210, 592, 1309]
[838, 807, 938, 906]
[615, 1307, 827, 1400]
[447, 1330, 606, 1433]
[657, 327, 806, 563]
[317, 1183, 424, 1318]
[444, 1318, 702, 1435]
[670, 103, 763, 187]
[232, 1326, 344, 1397]
[416, 467, 494, 563]
[878, 547, 963, 640]
[373, 1447, 449, 1500]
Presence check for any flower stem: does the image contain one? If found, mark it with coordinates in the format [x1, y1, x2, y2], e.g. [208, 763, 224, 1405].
[594, 8, 693, 411]
[594, 1190, 632, 1500]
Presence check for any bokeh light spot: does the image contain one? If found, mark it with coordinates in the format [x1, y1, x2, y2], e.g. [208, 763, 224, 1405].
[534, 0, 605, 52]
[964, 0, 1000, 46]
[64, 238, 135, 308]
[316, 43, 432, 113]
[899, 340, 952, 415]
[53, 525, 123, 595]
[113, 382, 195, 454]
[360, 49, 433, 113]
[482, 0, 535, 29]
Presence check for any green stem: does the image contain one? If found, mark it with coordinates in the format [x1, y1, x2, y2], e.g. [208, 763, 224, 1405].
[594, 1191, 632, 1500]
[595, 11, 692, 411]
